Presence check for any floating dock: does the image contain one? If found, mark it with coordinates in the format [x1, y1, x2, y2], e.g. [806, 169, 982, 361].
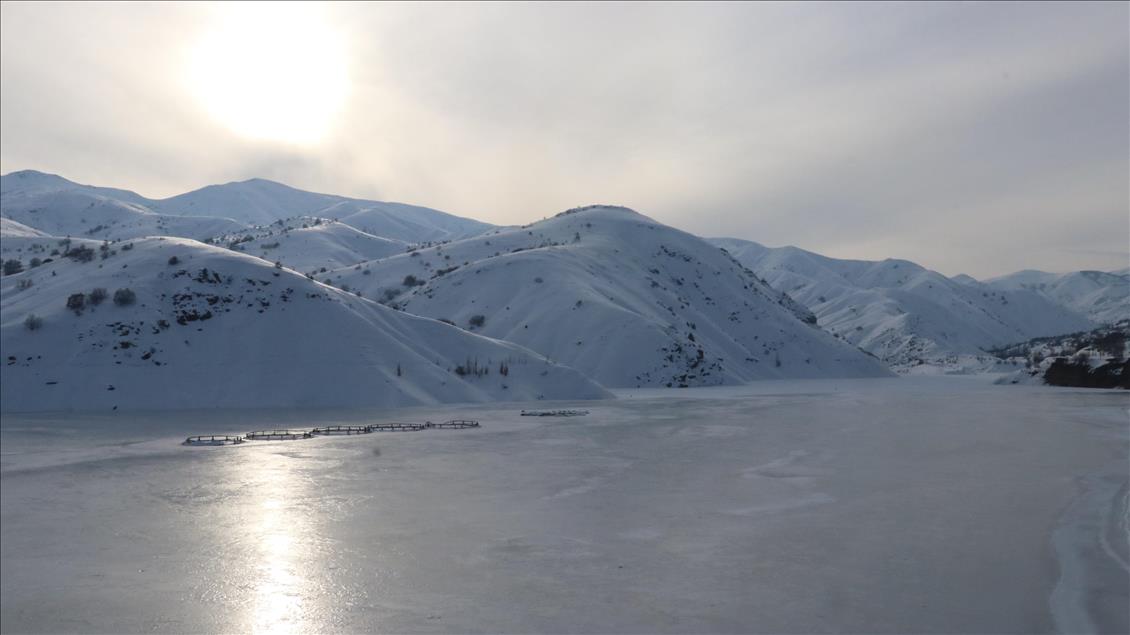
[312, 425, 372, 435]
[520, 409, 590, 417]
[245, 429, 314, 440]
[427, 419, 480, 429]
[186, 418, 484, 446]
[368, 422, 428, 432]
[184, 435, 244, 446]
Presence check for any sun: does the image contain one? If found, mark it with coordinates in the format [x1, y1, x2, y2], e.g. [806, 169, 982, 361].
[187, 3, 349, 145]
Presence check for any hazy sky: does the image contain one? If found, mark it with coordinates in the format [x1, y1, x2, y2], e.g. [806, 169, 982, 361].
[1, 1, 1126, 277]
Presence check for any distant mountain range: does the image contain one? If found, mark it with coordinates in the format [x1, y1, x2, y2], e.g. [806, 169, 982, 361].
[0, 169, 489, 244]
[2, 169, 1123, 408]
[710, 238, 1117, 371]
[980, 269, 1128, 325]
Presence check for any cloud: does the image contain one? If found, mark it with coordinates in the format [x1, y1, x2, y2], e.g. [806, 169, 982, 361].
[1, 1, 1126, 277]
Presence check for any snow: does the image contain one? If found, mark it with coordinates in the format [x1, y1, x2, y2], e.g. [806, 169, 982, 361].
[2, 168, 1126, 632]
[992, 321, 1130, 386]
[1, 377, 1125, 633]
[332, 201, 493, 244]
[0, 183, 248, 241]
[333, 206, 890, 387]
[1, 170, 492, 245]
[0, 217, 47, 238]
[712, 237, 1094, 371]
[154, 178, 493, 242]
[983, 269, 1130, 326]
[208, 218, 409, 273]
[0, 236, 609, 411]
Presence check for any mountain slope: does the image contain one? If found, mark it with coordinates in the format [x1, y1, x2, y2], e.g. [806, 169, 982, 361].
[206, 217, 409, 273]
[0, 169, 152, 206]
[981, 269, 1129, 325]
[155, 178, 493, 242]
[0, 172, 248, 241]
[0, 237, 609, 412]
[332, 202, 493, 244]
[711, 238, 1093, 370]
[331, 206, 890, 388]
[0, 217, 47, 238]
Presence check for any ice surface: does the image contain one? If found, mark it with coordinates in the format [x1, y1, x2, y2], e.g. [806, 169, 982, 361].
[2, 377, 1127, 633]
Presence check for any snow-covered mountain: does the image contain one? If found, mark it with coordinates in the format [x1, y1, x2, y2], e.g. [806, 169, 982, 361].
[0, 172, 248, 241]
[330, 202, 492, 244]
[711, 238, 1094, 371]
[9, 167, 1116, 406]
[979, 269, 1128, 325]
[206, 217, 409, 274]
[1, 170, 492, 245]
[0, 169, 151, 205]
[329, 206, 891, 388]
[0, 237, 609, 412]
[154, 178, 492, 242]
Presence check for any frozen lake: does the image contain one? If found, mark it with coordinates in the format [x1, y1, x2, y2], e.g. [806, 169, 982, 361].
[2, 377, 1127, 634]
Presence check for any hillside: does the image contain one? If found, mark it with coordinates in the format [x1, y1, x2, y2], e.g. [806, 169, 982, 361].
[331, 202, 493, 244]
[154, 178, 493, 242]
[711, 238, 1093, 371]
[205, 217, 408, 273]
[0, 237, 609, 411]
[993, 320, 1129, 388]
[1, 235, 101, 270]
[330, 206, 891, 388]
[980, 269, 1129, 325]
[0, 217, 48, 238]
[0, 173, 247, 241]
[1, 170, 492, 245]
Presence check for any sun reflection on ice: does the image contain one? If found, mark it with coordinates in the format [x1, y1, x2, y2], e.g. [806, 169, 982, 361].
[250, 493, 310, 633]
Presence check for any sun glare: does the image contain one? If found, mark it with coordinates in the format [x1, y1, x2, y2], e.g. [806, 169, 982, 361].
[187, 4, 349, 145]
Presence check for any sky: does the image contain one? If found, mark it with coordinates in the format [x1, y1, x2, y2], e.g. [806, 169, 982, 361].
[1, 1, 1126, 278]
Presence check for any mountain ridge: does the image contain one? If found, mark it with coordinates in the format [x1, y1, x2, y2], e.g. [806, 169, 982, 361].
[710, 237, 1096, 371]
[330, 205, 891, 387]
[1, 170, 492, 244]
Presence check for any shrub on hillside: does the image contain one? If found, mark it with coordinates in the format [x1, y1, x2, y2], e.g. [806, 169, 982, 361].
[3, 259, 23, 275]
[64, 245, 95, 262]
[66, 293, 86, 314]
[468, 314, 486, 328]
[24, 314, 43, 331]
[88, 287, 108, 305]
[113, 288, 137, 306]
